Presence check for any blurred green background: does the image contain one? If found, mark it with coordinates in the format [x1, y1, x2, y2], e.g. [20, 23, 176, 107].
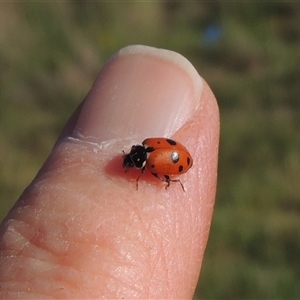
[1, 2, 299, 299]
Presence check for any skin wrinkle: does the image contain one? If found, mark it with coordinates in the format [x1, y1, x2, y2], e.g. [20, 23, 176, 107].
[1, 219, 59, 261]
[119, 193, 170, 273]
[1, 245, 113, 286]
[21, 218, 69, 259]
[21, 192, 103, 248]
[116, 197, 171, 297]
[105, 269, 143, 299]
[113, 243, 150, 288]
[122, 206, 159, 274]
[3, 271, 62, 298]
[3, 252, 117, 282]
[1, 243, 54, 267]
[4, 291, 54, 299]
[77, 197, 155, 296]
[105, 270, 142, 296]
[38, 142, 104, 183]
[114, 267, 144, 294]
[157, 239, 169, 296]
[2, 195, 156, 292]
[2, 222, 28, 251]
[148, 210, 171, 292]
[4, 272, 105, 299]
[142, 211, 167, 296]
[162, 198, 197, 295]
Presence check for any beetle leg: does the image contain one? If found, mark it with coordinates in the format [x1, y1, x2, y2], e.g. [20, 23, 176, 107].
[151, 173, 185, 192]
[136, 166, 146, 190]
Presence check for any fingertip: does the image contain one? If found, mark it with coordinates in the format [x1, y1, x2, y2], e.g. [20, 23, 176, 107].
[69, 45, 204, 143]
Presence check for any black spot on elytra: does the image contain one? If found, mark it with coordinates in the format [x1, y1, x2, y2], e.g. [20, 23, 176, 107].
[150, 164, 155, 169]
[166, 139, 177, 146]
[187, 157, 191, 165]
[178, 165, 184, 172]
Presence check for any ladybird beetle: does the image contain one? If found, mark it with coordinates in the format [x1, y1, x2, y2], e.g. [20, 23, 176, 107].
[122, 138, 193, 191]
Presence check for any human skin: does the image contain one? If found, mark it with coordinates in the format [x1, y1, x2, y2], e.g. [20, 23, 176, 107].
[0, 45, 219, 299]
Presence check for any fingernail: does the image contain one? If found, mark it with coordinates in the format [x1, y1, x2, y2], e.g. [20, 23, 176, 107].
[73, 45, 203, 143]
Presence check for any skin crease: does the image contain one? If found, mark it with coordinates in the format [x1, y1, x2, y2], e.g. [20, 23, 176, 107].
[0, 46, 219, 299]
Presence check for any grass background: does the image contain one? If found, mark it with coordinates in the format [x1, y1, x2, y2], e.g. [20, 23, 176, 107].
[1, 2, 300, 299]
